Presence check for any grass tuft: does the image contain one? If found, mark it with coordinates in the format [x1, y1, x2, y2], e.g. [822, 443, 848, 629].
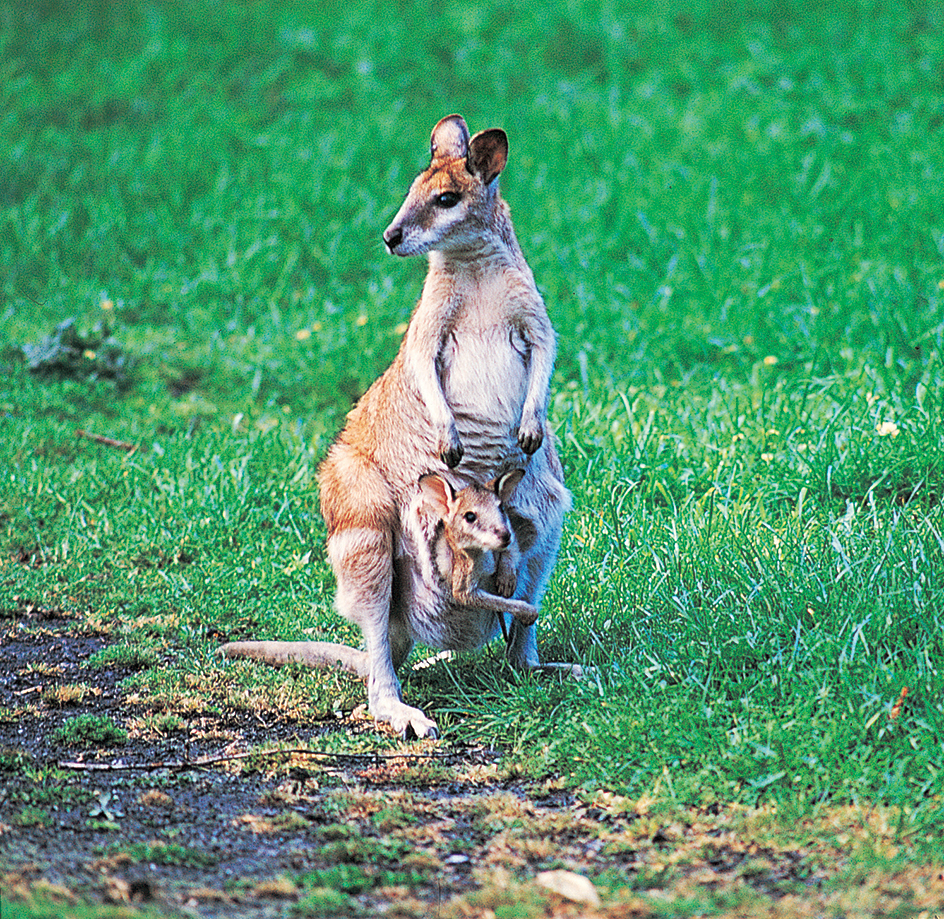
[53, 715, 129, 749]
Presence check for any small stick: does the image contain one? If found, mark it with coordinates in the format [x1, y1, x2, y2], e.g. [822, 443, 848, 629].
[58, 745, 496, 773]
[75, 428, 136, 452]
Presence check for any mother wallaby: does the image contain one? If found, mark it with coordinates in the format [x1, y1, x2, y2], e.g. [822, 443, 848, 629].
[223, 115, 571, 738]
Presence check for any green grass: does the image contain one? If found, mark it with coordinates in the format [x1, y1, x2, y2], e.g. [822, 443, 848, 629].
[1, 897, 161, 919]
[53, 715, 129, 749]
[2, 0, 943, 863]
[99, 841, 218, 869]
[86, 643, 159, 670]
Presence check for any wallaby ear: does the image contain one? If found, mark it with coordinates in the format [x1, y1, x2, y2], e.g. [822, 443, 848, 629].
[467, 128, 508, 185]
[430, 114, 470, 160]
[496, 468, 525, 503]
[418, 473, 455, 516]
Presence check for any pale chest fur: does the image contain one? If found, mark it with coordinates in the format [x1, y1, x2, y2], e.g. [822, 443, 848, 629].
[433, 267, 546, 480]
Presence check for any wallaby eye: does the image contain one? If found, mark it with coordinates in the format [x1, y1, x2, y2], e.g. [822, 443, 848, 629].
[435, 191, 462, 208]
[463, 511, 477, 523]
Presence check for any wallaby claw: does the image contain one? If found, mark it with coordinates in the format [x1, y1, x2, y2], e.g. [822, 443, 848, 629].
[494, 569, 517, 598]
[402, 721, 439, 741]
[517, 423, 544, 455]
[441, 440, 464, 468]
[387, 702, 439, 740]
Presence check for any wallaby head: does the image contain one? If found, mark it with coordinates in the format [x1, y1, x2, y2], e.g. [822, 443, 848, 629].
[419, 469, 525, 554]
[383, 114, 509, 258]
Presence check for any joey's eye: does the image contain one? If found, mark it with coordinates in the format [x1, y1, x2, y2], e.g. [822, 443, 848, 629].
[435, 191, 462, 208]
[463, 511, 477, 523]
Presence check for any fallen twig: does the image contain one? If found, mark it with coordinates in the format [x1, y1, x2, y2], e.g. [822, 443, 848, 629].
[58, 745, 497, 773]
[75, 428, 137, 452]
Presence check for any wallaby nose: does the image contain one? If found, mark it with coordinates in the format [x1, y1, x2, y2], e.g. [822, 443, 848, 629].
[498, 528, 511, 549]
[383, 225, 403, 253]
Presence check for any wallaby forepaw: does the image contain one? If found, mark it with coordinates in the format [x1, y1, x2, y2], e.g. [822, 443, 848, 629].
[516, 419, 544, 455]
[494, 570, 517, 598]
[440, 425, 464, 468]
[442, 445, 463, 468]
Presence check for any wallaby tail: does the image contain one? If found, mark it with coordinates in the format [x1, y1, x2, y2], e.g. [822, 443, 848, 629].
[220, 640, 369, 679]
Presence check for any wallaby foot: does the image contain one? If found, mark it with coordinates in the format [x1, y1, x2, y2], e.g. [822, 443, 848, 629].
[502, 626, 589, 680]
[220, 640, 369, 678]
[369, 694, 439, 740]
[530, 661, 591, 681]
[484, 593, 539, 626]
[221, 639, 437, 737]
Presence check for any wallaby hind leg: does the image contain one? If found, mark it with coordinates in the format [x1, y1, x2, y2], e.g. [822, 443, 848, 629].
[321, 444, 438, 739]
[504, 538, 588, 680]
[506, 526, 589, 676]
[222, 443, 437, 740]
[503, 437, 574, 672]
[453, 587, 538, 626]
[333, 539, 435, 739]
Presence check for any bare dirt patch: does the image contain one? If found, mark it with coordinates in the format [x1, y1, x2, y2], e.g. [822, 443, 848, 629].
[1, 615, 941, 918]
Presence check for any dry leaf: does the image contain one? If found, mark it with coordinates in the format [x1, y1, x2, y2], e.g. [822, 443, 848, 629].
[535, 869, 601, 906]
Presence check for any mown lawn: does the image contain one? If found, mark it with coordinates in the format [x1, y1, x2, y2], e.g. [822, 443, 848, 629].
[2, 0, 943, 915]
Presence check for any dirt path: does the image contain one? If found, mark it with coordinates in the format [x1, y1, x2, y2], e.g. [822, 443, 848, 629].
[2, 614, 941, 918]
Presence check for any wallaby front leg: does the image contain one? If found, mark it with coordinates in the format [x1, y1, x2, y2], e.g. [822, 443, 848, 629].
[405, 313, 463, 467]
[517, 333, 556, 455]
[493, 546, 519, 599]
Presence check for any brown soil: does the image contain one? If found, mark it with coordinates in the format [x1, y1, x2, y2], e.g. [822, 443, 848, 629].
[2, 614, 941, 918]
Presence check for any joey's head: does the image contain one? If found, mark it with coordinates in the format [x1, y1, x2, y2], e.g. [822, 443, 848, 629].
[382, 114, 509, 258]
[418, 470, 524, 555]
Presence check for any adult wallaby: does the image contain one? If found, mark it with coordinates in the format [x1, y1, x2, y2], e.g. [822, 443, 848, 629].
[222, 114, 572, 738]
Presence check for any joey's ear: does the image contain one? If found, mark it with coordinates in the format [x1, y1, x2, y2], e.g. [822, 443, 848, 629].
[496, 468, 525, 503]
[418, 473, 455, 516]
[430, 114, 470, 160]
[467, 128, 508, 185]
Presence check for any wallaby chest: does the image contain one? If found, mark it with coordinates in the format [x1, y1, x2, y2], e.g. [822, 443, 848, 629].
[432, 268, 542, 476]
